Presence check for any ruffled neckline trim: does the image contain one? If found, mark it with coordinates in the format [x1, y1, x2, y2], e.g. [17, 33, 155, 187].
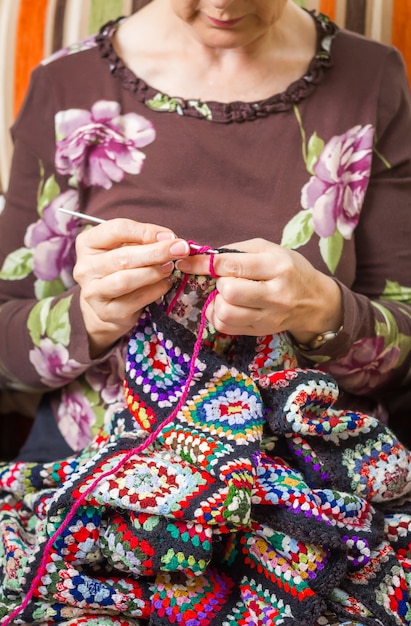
[96, 13, 338, 124]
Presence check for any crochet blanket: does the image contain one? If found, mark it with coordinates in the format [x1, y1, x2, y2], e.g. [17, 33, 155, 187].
[1, 289, 411, 626]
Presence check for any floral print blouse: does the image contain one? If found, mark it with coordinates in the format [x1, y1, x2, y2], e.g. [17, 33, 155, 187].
[0, 14, 411, 451]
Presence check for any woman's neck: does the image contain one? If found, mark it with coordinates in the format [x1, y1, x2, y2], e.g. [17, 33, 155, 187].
[114, 1, 317, 103]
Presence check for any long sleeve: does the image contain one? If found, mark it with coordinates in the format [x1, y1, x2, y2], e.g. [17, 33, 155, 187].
[0, 64, 98, 392]
[296, 48, 411, 408]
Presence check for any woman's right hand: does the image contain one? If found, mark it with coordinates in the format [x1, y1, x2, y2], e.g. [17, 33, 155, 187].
[73, 218, 190, 358]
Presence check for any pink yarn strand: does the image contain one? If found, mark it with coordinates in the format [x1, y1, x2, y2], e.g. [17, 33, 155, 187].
[209, 254, 218, 278]
[166, 272, 189, 316]
[167, 241, 217, 315]
[2, 288, 218, 626]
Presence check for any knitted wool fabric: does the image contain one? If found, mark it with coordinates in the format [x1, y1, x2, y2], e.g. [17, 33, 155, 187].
[0, 274, 411, 626]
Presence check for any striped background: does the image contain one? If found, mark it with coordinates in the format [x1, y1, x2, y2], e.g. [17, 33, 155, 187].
[306, 0, 411, 74]
[0, 0, 410, 191]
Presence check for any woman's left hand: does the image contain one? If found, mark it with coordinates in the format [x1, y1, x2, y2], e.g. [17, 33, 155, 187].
[175, 239, 343, 343]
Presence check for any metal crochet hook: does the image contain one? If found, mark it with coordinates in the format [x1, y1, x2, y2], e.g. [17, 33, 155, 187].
[58, 208, 106, 224]
[58, 208, 226, 255]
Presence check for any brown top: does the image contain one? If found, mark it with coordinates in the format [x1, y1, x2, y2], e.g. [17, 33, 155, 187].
[1, 14, 411, 450]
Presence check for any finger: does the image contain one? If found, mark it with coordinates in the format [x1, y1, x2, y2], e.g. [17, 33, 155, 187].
[86, 278, 172, 326]
[205, 296, 263, 336]
[177, 251, 280, 281]
[76, 218, 177, 250]
[215, 276, 270, 309]
[175, 255, 213, 276]
[75, 238, 190, 280]
[210, 292, 264, 326]
[106, 239, 190, 271]
[80, 264, 174, 302]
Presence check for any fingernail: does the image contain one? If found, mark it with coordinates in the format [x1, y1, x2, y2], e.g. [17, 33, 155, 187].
[170, 240, 190, 256]
[162, 261, 174, 273]
[175, 259, 191, 273]
[157, 231, 176, 241]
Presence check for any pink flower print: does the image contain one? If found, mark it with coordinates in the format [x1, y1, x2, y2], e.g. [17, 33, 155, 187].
[29, 338, 85, 386]
[55, 100, 156, 189]
[301, 124, 373, 239]
[24, 190, 81, 287]
[321, 336, 400, 394]
[57, 384, 95, 450]
[85, 350, 126, 406]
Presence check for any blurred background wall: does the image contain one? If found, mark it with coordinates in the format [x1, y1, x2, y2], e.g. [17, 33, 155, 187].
[302, 0, 410, 76]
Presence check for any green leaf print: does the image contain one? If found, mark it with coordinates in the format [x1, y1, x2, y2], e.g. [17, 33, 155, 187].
[37, 174, 61, 217]
[145, 93, 184, 114]
[319, 231, 344, 274]
[34, 277, 67, 300]
[372, 301, 411, 367]
[372, 302, 399, 345]
[45, 296, 73, 346]
[294, 106, 325, 175]
[188, 100, 213, 120]
[28, 295, 73, 347]
[306, 132, 325, 175]
[82, 381, 101, 407]
[145, 93, 212, 119]
[373, 133, 392, 170]
[0, 247, 33, 280]
[281, 209, 314, 249]
[28, 298, 52, 346]
[382, 280, 411, 304]
[373, 301, 399, 336]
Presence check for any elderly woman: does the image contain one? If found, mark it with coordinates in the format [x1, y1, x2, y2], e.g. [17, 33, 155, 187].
[0, 1, 410, 624]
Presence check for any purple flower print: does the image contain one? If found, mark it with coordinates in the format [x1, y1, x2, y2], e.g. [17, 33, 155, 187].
[55, 100, 156, 189]
[85, 350, 126, 406]
[321, 336, 400, 394]
[301, 124, 373, 239]
[24, 190, 81, 287]
[29, 338, 85, 386]
[57, 384, 95, 450]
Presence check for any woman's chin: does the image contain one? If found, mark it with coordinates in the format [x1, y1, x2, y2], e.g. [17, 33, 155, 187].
[192, 27, 263, 51]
